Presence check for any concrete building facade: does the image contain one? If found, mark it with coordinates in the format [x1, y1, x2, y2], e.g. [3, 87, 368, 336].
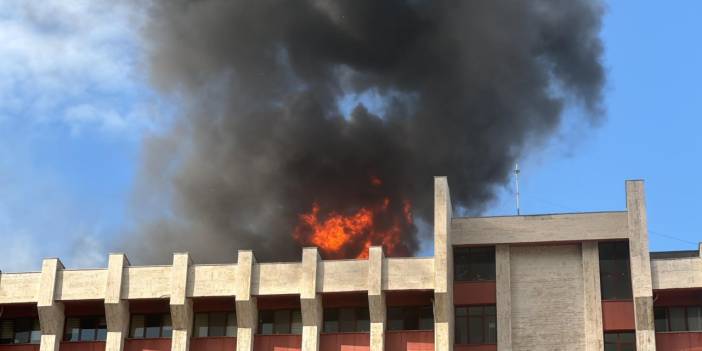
[1, 178, 701, 351]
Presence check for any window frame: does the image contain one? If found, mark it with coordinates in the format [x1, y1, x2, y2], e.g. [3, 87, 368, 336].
[386, 306, 434, 332]
[257, 309, 302, 335]
[454, 246, 496, 282]
[128, 314, 173, 339]
[604, 331, 636, 351]
[192, 311, 237, 338]
[0, 318, 41, 345]
[598, 241, 633, 301]
[654, 306, 702, 332]
[321, 307, 370, 334]
[454, 305, 497, 345]
[63, 316, 108, 342]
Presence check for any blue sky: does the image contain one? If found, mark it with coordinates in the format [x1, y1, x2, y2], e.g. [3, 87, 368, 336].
[0, 1, 700, 271]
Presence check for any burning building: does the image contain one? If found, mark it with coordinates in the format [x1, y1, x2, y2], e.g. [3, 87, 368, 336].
[1, 178, 701, 351]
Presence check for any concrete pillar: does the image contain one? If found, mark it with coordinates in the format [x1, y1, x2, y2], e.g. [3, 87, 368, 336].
[581, 242, 604, 351]
[170, 253, 193, 351]
[105, 253, 130, 351]
[433, 177, 453, 351]
[626, 180, 655, 351]
[300, 248, 322, 351]
[235, 251, 258, 351]
[37, 258, 65, 351]
[495, 245, 512, 351]
[367, 246, 385, 351]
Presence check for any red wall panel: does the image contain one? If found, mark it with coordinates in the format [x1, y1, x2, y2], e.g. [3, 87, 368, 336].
[319, 333, 370, 351]
[656, 332, 702, 350]
[190, 337, 236, 351]
[385, 331, 434, 351]
[386, 292, 434, 307]
[453, 282, 496, 305]
[124, 339, 172, 351]
[654, 289, 702, 307]
[0, 345, 40, 351]
[454, 345, 497, 351]
[602, 300, 635, 331]
[253, 335, 301, 351]
[60, 342, 105, 351]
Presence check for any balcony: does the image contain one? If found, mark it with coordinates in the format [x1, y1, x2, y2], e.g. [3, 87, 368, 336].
[253, 335, 301, 351]
[385, 330, 433, 351]
[319, 332, 370, 351]
[190, 337, 236, 351]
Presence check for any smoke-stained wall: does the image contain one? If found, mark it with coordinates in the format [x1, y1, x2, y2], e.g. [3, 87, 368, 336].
[125, 0, 606, 262]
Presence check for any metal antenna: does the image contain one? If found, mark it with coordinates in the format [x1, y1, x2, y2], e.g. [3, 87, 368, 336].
[514, 162, 521, 215]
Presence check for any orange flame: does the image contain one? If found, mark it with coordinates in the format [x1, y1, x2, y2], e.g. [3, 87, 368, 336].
[293, 178, 412, 259]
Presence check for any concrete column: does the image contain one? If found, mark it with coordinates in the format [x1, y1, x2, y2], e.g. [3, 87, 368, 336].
[235, 251, 258, 351]
[581, 242, 603, 351]
[300, 248, 322, 351]
[105, 253, 130, 351]
[626, 180, 655, 351]
[433, 176, 453, 351]
[495, 245, 512, 351]
[367, 246, 385, 351]
[170, 253, 193, 351]
[37, 258, 65, 351]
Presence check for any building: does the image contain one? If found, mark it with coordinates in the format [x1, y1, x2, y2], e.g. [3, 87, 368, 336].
[1, 178, 701, 351]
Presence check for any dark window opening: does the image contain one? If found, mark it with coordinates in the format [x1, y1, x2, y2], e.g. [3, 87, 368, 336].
[64, 316, 107, 341]
[654, 306, 702, 332]
[129, 314, 172, 339]
[0, 318, 40, 344]
[322, 308, 370, 333]
[193, 312, 236, 337]
[454, 247, 496, 282]
[387, 306, 433, 331]
[604, 332, 636, 351]
[599, 241, 633, 300]
[455, 305, 496, 345]
[257, 309, 301, 335]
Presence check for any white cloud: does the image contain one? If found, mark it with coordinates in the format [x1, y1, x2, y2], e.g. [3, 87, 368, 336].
[0, 0, 159, 135]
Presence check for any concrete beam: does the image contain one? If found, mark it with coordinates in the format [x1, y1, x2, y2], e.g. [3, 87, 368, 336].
[433, 177, 453, 351]
[37, 258, 65, 351]
[626, 180, 655, 351]
[300, 248, 322, 351]
[236, 251, 258, 351]
[495, 245, 512, 351]
[105, 254, 130, 351]
[170, 253, 193, 351]
[367, 247, 385, 351]
[581, 242, 603, 351]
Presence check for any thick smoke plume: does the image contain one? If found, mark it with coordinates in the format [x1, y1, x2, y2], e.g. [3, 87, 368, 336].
[128, 0, 605, 262]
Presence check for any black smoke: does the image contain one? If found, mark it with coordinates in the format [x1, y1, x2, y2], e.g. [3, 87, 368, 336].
[126, 0, 605, 262]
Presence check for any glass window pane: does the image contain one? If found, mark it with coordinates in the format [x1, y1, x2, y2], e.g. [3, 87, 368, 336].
[339, 308, 355, 333]
[403, 308, 419, 330]
[274, 310, 291, 334]
[454, 247, 495, 281]
[15, 319, 31, 344]
[65, 318, 80, 341]
[290, 310, 302, 335]
[455, 316, 467, 344]
[599, 241, 632, 300]
[259, 311, 274, 335]
[194, 313, 208, 337]
[604, 345, 617, 351]
[161, 315, 172, 338]
[96, 318, 107, 341]
[654, 308, 668, 332]
[1, 320, 14, 344]
[387, 307, 403, 331]
[418, 306, 433, 330]
[619, 332, 635, 342]
[604, 333, 618, 343]
[323, 309, 339, 333]
[670, 307, 686, 331]
[145, 315, 162, 338]
[130, 315, 145, 338]
[209, 312, 226, 337]
[688, 307, 702, 331]
[225, 313, 237, 337]
[468, 306, 483, 316]
[356, 308, 370, 332]
[29, 319, 41, 344]
[468, 316, 483, 344]
[485, 315, 497, 343]
[80, 317, 97, 341]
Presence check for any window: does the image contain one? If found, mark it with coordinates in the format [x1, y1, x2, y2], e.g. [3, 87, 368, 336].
[64, 317, 107, 341]
[454, 247, 496, 281]
[654, 306, 702, 332]
[129, 314, 172, 339]
[599, 241, 633, 300]
[604, 332, 635, 351]
[455, 305, 496, 345]
[193, 312, 236, 337]
[322, 308, 370, 333]
[0, 318, 41, 344]
[387, 306, 433, 331]
[257, 309, 302, 335]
